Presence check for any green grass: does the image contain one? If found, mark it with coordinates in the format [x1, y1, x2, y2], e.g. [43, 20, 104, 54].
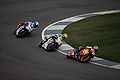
[63, 13, 120, 62]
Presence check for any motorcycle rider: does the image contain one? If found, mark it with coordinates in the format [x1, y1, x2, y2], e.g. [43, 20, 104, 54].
[74, 45, 98, 59]
[73, 46, 85, 59]
[88, 45, 98, 57]
[39, 33, 68, 49]
[44, 33, 68, 42]
[14, 21, 39, 34]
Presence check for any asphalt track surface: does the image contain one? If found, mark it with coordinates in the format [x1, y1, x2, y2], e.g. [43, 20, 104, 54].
[0, 0, 120, 80]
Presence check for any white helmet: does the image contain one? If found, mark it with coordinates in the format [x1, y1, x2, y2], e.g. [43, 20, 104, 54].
[33, 21, 39, 28]
[93, 45, 98, 49]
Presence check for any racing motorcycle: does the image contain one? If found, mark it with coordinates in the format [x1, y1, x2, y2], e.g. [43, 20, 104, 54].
[66, 49, 95, 62]
[13, 25, 31, 37]
[39, 37, 62, 52]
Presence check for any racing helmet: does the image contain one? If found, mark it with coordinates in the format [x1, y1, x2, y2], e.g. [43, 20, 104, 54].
[78, 46, 84, 50]
[62, 33, 68, 39]
[33, 21, 39, 28]
[92, 45, 98, 49]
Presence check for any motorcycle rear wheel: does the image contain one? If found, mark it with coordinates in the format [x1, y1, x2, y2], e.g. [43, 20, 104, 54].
[46, 43, 55, 52]
[80, 55, 91, 63]
[66, 55, 73, 59]
[16, 29, 30, 38]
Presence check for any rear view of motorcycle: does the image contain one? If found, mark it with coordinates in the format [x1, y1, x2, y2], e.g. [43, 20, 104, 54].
[39, 37, 62, 52]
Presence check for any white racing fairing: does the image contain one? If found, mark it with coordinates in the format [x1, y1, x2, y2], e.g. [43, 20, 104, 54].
[39, 36, 63, 51]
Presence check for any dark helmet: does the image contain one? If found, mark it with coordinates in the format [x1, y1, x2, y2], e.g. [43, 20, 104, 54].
[33, 21, 39, 28]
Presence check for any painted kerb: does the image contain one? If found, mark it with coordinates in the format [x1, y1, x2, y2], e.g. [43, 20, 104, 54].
[42, 10, 120, 70]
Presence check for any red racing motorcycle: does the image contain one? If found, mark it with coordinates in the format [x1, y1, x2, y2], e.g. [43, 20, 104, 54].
[66, 48, 96, 62]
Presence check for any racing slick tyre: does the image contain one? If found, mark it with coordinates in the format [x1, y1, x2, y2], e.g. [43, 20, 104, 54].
[80, 55, 91, 63]
[39, 41, 44, 48]
[15, 29, 30, 38]
[66, 55, 73, 59]
[15, 29, 26, 38]
[46, 43, 55, 52]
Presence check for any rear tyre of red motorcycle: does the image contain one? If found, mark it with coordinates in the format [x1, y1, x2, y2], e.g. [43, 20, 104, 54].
[16, 29, 27, 38]
[13, 30, 16, 35]
[80, 56, 91, 63]
[66, 55, 73, 59]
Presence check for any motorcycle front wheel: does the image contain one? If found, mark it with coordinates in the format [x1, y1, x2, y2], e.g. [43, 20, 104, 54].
[39, 41, 44, 48]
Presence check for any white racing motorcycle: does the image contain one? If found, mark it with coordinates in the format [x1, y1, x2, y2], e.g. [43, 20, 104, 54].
[39, 37, 63, 52]
[13, 24, 31, 38]
[13, 21, 39, 38]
